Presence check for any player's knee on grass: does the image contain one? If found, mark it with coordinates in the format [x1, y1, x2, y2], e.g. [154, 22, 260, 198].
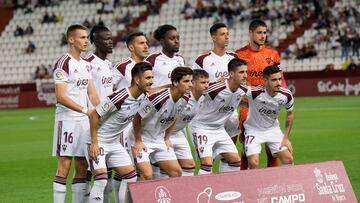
[221, 152, 241, 163]
[178, 159, 196, 169]
[200, 157, 213, 166]
[277, 151, 293, 165]
[248, 155, 260, 169]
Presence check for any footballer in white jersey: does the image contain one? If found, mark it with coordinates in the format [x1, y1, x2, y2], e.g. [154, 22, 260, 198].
[52, 25, 100, 203]
[146, 51, 185, 86]
[130, 67, 193, 180]
[86, 62, 153, 203]
[113, 57, 136, 90]
[168, 69, 209, 176]
[84, 54, 113, 100]
[189, 58, 248, 175]
[243, 65, 294, 169]
[193, 51, 237, 81]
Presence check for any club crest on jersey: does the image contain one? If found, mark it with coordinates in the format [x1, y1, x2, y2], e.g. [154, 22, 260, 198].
[143, 105, 152, 113]
[62, 144, 67, 151]
[265, 57, 272, 64]
[97, 67, 101, 71]
[74, 69, 78, 73]
[101, 102, 111, 112]
[55, 71, 63, 80]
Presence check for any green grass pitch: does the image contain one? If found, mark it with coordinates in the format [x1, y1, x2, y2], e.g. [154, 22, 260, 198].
[0, 96, 359, 202]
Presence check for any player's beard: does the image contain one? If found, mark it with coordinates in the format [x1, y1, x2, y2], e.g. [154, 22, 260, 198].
[172, 47, 179, 53]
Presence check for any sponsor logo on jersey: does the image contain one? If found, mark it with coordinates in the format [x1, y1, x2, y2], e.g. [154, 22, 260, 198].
[101, 76, 112, 84]
[123, 115, 135, 123]
[215, 71, 229, 78]
[259, 107, 276, 116]
[249, 70, 263, 77]
[219, 105, 234, 113]
[77, 79, 89, 86]
[160, 117, 175, 125]
[182, 115, 193, 123]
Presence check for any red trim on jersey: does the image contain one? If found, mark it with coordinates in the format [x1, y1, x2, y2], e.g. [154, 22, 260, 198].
[239, 85, 248, 93]
[226, 51, 238, 58]
[114, 59, 132, 76]
[208, 81, 226, 100]
[54, 55, 71, 74]
[82, 55, 95, 62]
[148, 89, 170, 111]
[277, 89, 293, 104]
[195, 52, 211, 68]
[108, 88, 129, 110]
[251, 89, 265, 100]
[182, 93, 191, 103]
[56, 121, 62, 156]
[146, 52, 162, 66]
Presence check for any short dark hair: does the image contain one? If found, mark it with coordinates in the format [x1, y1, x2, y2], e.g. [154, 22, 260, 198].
[125, 31, 146, 47]
[209, 22, 227, 35]
[131, 62, 153, 84]
[263, 65, 282, 79]
[154, 24, 177, 41]
[193, 69, 209, 80]
[66, 24, 87, 39]
[170, 67, 193, 84]
[228, 58, 247, 72]
[89, 25, 110, 44]
[249, 19, 267, 31]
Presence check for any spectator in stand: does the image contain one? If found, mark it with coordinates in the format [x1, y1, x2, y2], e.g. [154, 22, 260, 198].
[42, 11, 51, 23]
[60, 33, 67, 46]
[340, 31, 351, 60]
[34, 64, 49, 79]
[14, 25, 24, 37]
[97, 17, 105, 26]
[182, 0, 192, 13]
[352, 33, 360, 58]
[195, 0, 205, 18]
[25, 40, 36, 54]
[24, 23, 34, 35]
[83, 18, 92, 29]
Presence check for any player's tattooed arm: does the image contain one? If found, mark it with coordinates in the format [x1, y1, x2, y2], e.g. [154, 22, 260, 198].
[282, 110, 294, 153]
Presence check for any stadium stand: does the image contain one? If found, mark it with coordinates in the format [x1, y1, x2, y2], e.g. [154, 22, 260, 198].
[0, 0, 359, 84]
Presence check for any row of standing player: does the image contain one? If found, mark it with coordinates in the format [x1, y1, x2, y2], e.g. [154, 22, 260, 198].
[52, 19, 294, 203]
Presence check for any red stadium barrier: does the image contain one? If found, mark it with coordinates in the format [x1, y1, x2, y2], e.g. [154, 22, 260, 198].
[284, 70, 360, 97]
[128, 161, 357, 203]
[0, 80, 55, 109]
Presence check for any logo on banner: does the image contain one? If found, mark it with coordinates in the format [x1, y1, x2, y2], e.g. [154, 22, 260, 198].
[313, 168, 347, 202]
[155, 186, 171, 203]
[215, 191, 242, 201]
[197, 187, 212, 203]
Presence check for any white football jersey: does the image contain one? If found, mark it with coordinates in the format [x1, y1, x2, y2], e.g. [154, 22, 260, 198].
[53, 53, 92, 120]
[91, 88, 145, 144]
[244, 86, 294, 131]
[192, 80, 247, 128]
[83, 54, 113, 100]
[113, 57, 136, 90]
[137, 88, 189, 143]
[172, 92, 203, 133]
[145, 51, 185, 86]
[193, 51, 237, 82]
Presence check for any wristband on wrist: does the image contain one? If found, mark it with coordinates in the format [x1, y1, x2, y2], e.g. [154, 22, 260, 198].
[81, 107, 88, 114]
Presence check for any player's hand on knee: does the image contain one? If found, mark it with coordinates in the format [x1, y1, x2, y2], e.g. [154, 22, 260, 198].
[90, 142, 100, 161]
[164, 139, 173, 151]
[280, 138, 292, 154]
[132, 141, 146, 156]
